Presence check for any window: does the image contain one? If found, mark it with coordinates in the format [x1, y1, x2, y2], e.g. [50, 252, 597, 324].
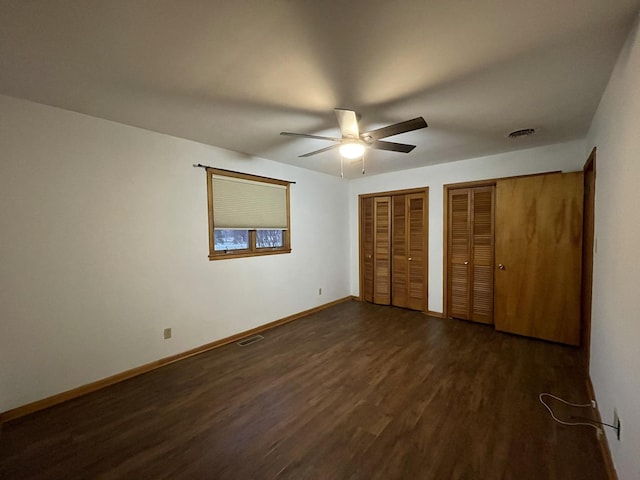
[206, 168, 291, 260]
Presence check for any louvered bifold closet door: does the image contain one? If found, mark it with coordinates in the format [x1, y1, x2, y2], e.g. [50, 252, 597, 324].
[362, 197, 374, 303]
[392, 193, 427, 311]
[361, 189, 428, 311]
[470, 187, 495, 324]
[373, 197, 391, 305]
[406, 193, 427, 311]
[392, 195, 408, 308]
[448, 189, 471, 319]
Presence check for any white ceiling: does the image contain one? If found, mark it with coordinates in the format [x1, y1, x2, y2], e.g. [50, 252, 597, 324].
[1, 0, 638, 178]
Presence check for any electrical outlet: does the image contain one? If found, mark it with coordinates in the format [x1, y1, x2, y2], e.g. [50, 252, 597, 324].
[163, 328, 172, 340]
[318, 287, 322, 295]
[613, 409, 621, 441]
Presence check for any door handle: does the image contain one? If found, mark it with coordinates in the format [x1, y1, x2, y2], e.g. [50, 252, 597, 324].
[464, 261, 469, 265]
[498, 264, 505, 270]
[408, 257, 413, 261]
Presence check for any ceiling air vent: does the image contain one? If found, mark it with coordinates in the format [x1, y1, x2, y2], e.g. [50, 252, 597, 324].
[507, 128, 536, 139]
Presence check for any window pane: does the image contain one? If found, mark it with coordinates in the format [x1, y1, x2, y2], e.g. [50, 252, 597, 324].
[256, 230, 284, 248]
[214, 229, 249, 251]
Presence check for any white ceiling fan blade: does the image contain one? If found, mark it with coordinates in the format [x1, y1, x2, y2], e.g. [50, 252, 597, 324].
[335, 108, 359, 139]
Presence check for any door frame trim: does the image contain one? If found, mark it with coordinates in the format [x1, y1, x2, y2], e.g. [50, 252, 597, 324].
[358, 186, 429, 199]
[581, 147, 596, 369]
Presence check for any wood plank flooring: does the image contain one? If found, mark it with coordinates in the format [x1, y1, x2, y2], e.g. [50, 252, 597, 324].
[0, 301, 608, 479]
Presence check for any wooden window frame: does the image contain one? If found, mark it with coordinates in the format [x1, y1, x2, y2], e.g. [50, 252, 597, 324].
[206, 168, 291, 261]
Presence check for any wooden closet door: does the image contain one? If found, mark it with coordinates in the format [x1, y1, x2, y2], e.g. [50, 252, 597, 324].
[447, 187, 495, 323]
[392, 192, 427, 311]
[361, 197, 374, 303]
[448, 189, 471, 319]
[494, 172, 583, 345]
[406, 193, 427, 311]
[373, 196, 391, 305]
[470, 187, 495, 324]
[392, 195, 409, 308]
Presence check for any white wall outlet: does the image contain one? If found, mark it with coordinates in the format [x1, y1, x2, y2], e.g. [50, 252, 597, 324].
[163, 327, 172, 339]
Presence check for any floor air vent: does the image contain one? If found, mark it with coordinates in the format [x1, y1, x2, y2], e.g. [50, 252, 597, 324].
[236, 335, 264, 347]
[507, 128, 536, 139]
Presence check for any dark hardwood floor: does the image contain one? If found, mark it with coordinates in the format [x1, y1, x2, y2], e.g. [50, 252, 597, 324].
[0, 301, 607, 480]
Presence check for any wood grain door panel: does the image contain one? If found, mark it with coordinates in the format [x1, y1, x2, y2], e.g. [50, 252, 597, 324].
[362, 197, 374, 303]
[373, 197, 391, 305]
[407, 193, 427, 311]
[470, 187, 495, 324]
[448, 189, 471, 319]
[392, 195, 408, 308]
[494, 172, 583, 345]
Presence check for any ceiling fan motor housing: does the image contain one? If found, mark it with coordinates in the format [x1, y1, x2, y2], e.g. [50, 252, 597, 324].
[339, 140, 366, 159]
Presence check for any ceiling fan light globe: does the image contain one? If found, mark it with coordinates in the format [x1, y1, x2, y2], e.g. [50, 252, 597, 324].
[339, 142, 365, 159]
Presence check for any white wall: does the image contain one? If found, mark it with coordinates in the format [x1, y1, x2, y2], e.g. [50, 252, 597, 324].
[348, 140, 586, 312]
[0, 95, 350, 413]
[585, 14, 640, 480]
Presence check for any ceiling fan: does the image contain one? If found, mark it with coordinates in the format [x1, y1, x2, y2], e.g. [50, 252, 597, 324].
[280, 109, 428, 160]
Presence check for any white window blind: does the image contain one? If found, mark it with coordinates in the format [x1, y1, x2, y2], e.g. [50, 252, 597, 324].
[212, 175, 288, 229]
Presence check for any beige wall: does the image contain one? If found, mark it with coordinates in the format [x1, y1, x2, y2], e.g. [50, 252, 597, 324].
[0, 95, 351, 412]
[586, 14, 640, 480]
